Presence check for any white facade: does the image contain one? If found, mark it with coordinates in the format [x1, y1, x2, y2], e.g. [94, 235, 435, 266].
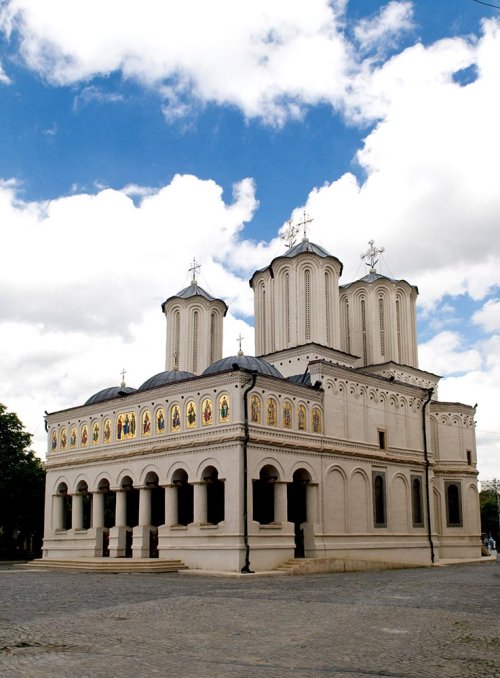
[43, 238, 481, 571]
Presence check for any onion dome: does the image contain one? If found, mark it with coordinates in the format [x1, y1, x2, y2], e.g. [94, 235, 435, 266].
[84, 385, 136, 406]
[202, 355, 283, 378]
[138, 370, 195, 391]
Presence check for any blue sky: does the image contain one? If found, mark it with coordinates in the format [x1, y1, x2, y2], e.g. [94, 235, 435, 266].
[0, 0, 499, 478]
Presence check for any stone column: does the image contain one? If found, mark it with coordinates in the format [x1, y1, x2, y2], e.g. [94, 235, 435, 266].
[164, 484, 178, 526]
[92, 492, 105, 529]
[138, 487, 152, 527]
[306, 483, 319, 524]
[274, 482, 288, 524]
[193, 482, 207, 525]
[53, 494, 65, 531]
[115, 490, 127, 527]
[72, 493, 83, 530]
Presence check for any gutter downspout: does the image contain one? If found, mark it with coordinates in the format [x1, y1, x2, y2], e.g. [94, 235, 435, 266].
[422, 387, 435, 564]
[241, 371, 258, 573]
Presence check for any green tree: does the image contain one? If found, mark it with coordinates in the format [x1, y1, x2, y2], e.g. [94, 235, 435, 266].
[0, 403, 45, 558]
[479, 478, 500, 546]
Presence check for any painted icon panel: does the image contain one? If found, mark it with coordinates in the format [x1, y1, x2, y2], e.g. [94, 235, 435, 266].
[51, 430, 57, 451]
[312, 406, 322, 433]
[116, 412, 137, 440]
[103, 418, 112, 443]
[250, 395, 261, 424]
[156, 407, 165, 434]
[92, 422, 100, 445]
[202, 398, 213, 426]
[297, 404, 307, 431]
[60, 428, 67, 450]
[283, 401, 292, 429]
[70, 426, 77, 449]
[81, 424, 89, 447]
[186, 400, 197, 428]
[219, 395, 230, 423]
[142, 410, 152, 436]
[170, 404, 181, 432]
[267, 398, 277, 426]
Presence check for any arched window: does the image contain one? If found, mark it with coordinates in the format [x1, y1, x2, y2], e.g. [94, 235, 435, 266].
[284, 271, 290, 345]
[446, 482, 462, 526]
[253, 465, 278, 525]
[210, 312, 217, 364]
[361, 298, 367, 364]
[396, 297, 402, 360]
[379, 296, 385, 357]
[411, 476, 423, 526]
[192, 310, 199, 373]
[174, 310, 180, 368]
[203, 466, 225, 525]
[261, 283, 266, 350]
[325, 271, 331, 345]
[305, 269, 311, 341]
[373, 473, 386, 527]
[173, 469, 193, 526]
[343, 298, 350, 353]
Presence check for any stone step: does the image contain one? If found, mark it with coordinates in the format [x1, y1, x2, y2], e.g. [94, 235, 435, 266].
[274, 557, 421, 575]
[25, 558, 188, 573]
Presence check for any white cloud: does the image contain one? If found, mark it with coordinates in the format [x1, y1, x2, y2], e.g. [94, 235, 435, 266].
[418, 331, 482, 376]
[0, 60, 11, 83]
[354, 1, 413, 53]
[473, 298, 500, 332]
[0, 0, 417, 125]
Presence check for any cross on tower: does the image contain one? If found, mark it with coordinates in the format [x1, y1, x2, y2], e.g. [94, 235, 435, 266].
[281, 219, 300, 249]
[120, 368, 127, 388]
[236, 333, 244, 356]
[361, 240, 385, 273]
[189, 257, 201, 285]
[296, 210, 313, 242]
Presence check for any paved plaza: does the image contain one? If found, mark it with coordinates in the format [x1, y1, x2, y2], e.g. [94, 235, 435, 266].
[0, 562, 499, 677]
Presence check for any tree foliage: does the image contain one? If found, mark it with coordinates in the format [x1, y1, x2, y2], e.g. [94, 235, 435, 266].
[0, 403, 45, 558]
[479, 478, 500, 544]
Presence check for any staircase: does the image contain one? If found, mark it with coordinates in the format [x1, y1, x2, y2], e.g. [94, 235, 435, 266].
[25, 558, 187, 573]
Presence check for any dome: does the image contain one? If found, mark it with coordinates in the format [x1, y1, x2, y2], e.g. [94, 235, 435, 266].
[161, 282, 228, 315]
[84, 385, 137, 406]
[138, 370, 195, 391]
[202, 355, 283, 378]
[249, 238, 343, 287]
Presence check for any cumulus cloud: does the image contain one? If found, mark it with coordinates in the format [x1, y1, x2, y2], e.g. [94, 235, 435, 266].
[473, 298, 500, 332]
[0, 0, 418, 125]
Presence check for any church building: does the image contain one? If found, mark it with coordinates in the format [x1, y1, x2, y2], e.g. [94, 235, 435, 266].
[43, 225, 481, 572]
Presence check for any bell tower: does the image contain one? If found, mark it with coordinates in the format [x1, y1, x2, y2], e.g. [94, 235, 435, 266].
[162, 259, 228, 375]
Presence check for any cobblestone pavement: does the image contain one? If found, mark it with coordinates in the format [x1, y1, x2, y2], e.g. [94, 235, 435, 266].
[0, 562, 499, 678]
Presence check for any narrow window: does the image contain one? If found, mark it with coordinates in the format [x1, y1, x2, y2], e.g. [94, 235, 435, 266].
[378, 430, 386, 449]
[411, 476, 423, 527]
[325, 272, 331, 345]
[361, 298, 367, 364]
[396, 298, 402, 360]
[446, 482, 462, 527]
[174, 310, 180, 368]
[373, 472, 386, 527]
[466, 450, 472, 465]
[305, 269, 311, 341]
[262, 287, 266, 350]
[210, 312, 216, 364]
[285, 272, 290, 345]
[379, 296, 385, 357]
[344, 299, 350, 354]
[192, 310, 199, 373]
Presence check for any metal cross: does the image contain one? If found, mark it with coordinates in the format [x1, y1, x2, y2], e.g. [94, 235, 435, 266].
[296, 210, 313, 241]
[120, 368, 127, 387]
[188, 257, 201, 284]
[281, 219, 299, 249]
[361, 240, 385, 273]
[236, 333, 244, 355]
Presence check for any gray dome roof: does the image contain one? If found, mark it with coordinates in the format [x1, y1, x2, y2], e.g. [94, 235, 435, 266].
[202, 355, 283, 378]
[84, 385, 137, 406]
[341, 272, 418, 292]
[249, 239, 343, 287]
[161, 282, 228, 314]
[138, 370, 195, 391]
